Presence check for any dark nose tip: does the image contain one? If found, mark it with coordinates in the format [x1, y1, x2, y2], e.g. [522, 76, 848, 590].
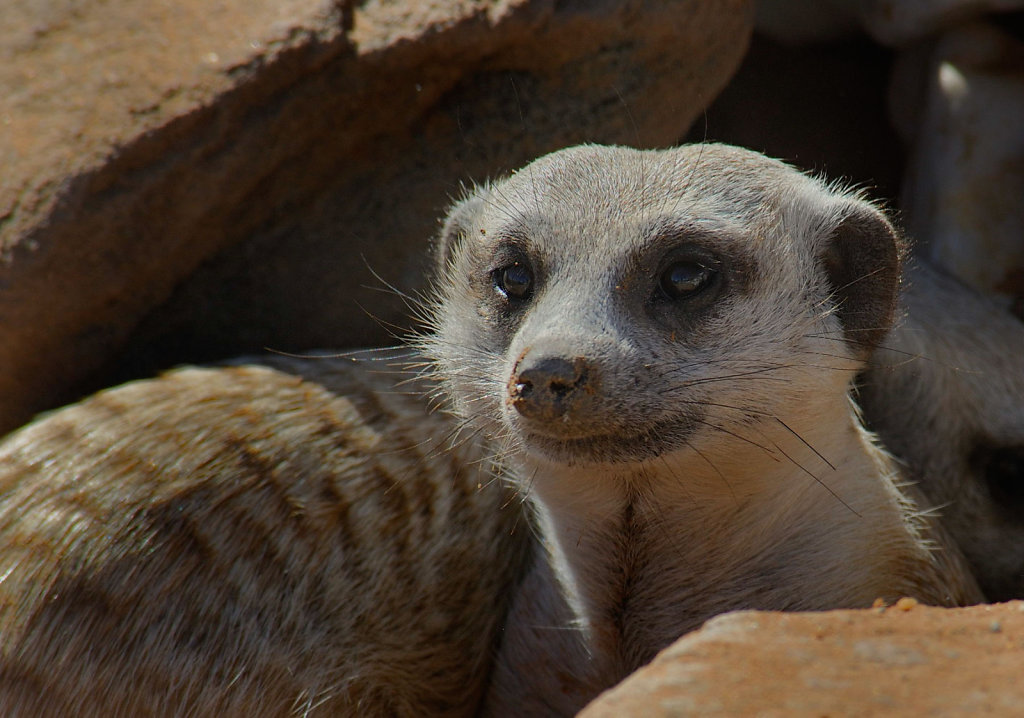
[510, 355, 589, 421]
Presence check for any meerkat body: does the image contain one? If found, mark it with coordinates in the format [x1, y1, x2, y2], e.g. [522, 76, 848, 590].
[861, 263, 1024, 601]
[0, 143, 984, 717]
[0, 357, 531, 716]
[422, 143, 982, 714]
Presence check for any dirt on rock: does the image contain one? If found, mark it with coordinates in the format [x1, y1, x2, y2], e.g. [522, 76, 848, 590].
[581, 601, 1024, 716]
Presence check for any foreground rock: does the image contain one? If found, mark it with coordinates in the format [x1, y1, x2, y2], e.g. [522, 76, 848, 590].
[581, 601, 1024, 716]
[0, 0, 753, 434]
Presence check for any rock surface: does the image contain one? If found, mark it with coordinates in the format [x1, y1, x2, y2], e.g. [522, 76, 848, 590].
[896, 22, 1024, 311]
[581, 600, 1024, 716]
[0, 0, 754, 434]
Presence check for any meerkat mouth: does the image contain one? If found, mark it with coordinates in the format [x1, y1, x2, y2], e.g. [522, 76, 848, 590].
[518, 412, 701, 465]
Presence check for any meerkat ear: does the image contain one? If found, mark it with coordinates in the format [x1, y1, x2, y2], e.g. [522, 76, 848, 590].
[820, 201, 905, 359]
[434, 189, 486, 274]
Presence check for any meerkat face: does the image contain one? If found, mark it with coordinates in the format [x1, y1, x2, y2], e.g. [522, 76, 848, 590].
[425, 144, 902, 469]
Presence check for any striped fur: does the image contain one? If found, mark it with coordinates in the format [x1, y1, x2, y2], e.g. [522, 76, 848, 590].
[0, 358, 531, 716]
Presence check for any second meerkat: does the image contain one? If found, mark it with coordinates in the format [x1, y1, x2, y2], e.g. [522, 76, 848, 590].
[422, 143, 982, 715]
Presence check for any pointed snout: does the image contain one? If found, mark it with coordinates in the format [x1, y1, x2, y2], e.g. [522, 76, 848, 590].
[509, 352, 594, 423]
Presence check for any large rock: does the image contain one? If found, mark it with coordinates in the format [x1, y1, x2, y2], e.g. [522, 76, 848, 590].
[896, 22, 1024, 311]
[581, 601, 1024, 716]
[0, 0, 754, 434]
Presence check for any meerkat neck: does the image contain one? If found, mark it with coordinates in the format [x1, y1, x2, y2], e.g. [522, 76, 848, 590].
[517, 395, 936, 681]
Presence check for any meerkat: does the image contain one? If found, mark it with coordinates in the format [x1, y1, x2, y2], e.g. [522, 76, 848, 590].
[0, 356, 532, 716]
[420, 143, 982, 715]
[0, 143, 982, 717]
[860, 262, 1024, 601]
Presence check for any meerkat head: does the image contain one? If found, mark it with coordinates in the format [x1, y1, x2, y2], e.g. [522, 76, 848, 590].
[424, 144, 904, 471]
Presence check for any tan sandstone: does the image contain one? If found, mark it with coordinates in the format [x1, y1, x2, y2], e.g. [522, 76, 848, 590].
[581, 601, 1024, 716]
[0, 0, 753, 434]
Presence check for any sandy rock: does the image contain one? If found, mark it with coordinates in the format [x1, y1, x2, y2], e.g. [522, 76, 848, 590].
[0, 0, 352, 433]
[895, 22, 1024, 310]
[0, 0, 754, 434]
[581, 601, 1024, 716]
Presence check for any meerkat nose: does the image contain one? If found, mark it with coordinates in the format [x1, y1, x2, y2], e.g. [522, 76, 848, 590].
[509, 354, 590, 422]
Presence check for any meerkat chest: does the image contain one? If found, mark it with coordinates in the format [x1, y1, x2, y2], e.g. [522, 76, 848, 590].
[527, 446, 921, 669]
[545, 500, 799, 668]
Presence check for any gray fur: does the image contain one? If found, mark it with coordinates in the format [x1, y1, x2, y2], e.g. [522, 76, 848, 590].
[0, 355, 532, 716]
[861, 263, 1024, 601]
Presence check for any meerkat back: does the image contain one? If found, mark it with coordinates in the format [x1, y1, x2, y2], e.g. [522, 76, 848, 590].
[0, 356, 531, 717]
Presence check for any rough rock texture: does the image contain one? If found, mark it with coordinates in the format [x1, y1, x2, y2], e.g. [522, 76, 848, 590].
[581, 601, 1024, 716]
[0, 0, 754, 434]
[895, 22, 1024, 310]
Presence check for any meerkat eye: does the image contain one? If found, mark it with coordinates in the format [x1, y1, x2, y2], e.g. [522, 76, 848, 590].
[659, 261, 715, 299]
[493, 261, 534, 300]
